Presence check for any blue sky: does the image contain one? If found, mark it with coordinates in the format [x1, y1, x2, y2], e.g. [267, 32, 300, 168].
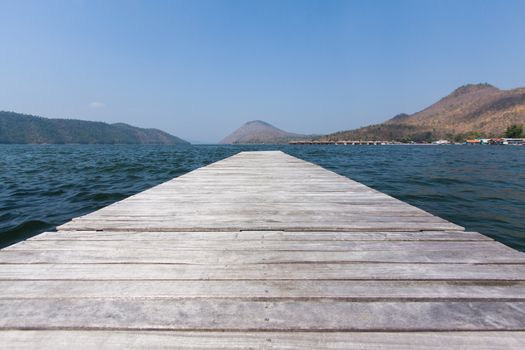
[1, 0, 524, 142]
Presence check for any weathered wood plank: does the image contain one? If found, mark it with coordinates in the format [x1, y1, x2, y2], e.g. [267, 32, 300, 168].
[69, 216, 452, 225]
[103, 194, 404, 203]
[5, 239, 523, 265]
[6, 239, 509, 252]
[1, 299, 525, 331]
[4, 246, 521, 264]
[1, 331, 524, 350]
[80, 208, 434, 217]
[30, 230, 491, 242]
[1, 263, 524, 280]
[1, 280, 524, 299]
[58, 221, 463, 232]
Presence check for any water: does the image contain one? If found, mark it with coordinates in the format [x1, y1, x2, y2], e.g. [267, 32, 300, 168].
[1, 144, 524, 251]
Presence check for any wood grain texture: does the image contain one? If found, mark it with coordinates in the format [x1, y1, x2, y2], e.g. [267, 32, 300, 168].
[1, 280, 524, 299]
[1, 263, 524, 280]
[2, 150, 525, 348]
[1, 331, 524, 350]
[2, 246, 523, 264]
[1, 298, 525, 331]
[29, 230, 491, 242]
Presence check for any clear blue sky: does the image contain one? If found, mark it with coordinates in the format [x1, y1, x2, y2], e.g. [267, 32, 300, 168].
[1, 0, 524, 143]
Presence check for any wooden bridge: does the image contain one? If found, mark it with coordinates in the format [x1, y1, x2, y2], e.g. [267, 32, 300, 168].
[1, 151, 524, 348]
[289, 140, 393, 145]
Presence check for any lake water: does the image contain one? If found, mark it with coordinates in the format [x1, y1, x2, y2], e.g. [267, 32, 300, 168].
[1, 144, 524, 251]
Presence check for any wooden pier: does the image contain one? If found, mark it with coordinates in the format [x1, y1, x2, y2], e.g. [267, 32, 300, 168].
[1, 150, 524, 349]
[289, 140, 393, 145]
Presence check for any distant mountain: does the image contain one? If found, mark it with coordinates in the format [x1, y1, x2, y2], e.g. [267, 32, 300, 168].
[321, 83, 525, 142]
[219, 120, 309, 144]
[0, 111, 188, 144]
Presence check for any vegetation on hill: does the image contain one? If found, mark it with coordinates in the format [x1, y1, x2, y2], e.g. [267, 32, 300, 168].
[320, 84, 525, 142]
[0, 111, 188, 144]
[504, 124, 524, 138]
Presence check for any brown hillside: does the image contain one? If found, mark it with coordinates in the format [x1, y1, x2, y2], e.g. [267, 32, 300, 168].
[322, 83, 525, 142]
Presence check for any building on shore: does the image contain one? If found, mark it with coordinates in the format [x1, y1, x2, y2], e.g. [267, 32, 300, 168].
[432, 139, 450, 145]
[503, 138, 525, 145]
[465, 138, 524, 145]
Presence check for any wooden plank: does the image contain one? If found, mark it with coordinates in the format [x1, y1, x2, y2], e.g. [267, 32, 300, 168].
[1, 280, 524, 299]
[3, 246, 522, 264]
[101, 194, 404, 203]
[1, 263, 524, 280]
[58, 221, 463, 232]
[6, 239, 510, 252]
[68, 215, 450, 223]
[1, 330, 524, 350]
[1, 299, 525, 331]
[29, 230, 492, 242]
[4, 240, 523, 265]
[31, 230, 492, 241]
[79, 208, 434, 217]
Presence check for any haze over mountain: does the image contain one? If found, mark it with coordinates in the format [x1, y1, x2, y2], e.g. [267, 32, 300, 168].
[321, 83, 525, 142]
[219, 120, 308, 144]
[0, 111, 188, 145]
